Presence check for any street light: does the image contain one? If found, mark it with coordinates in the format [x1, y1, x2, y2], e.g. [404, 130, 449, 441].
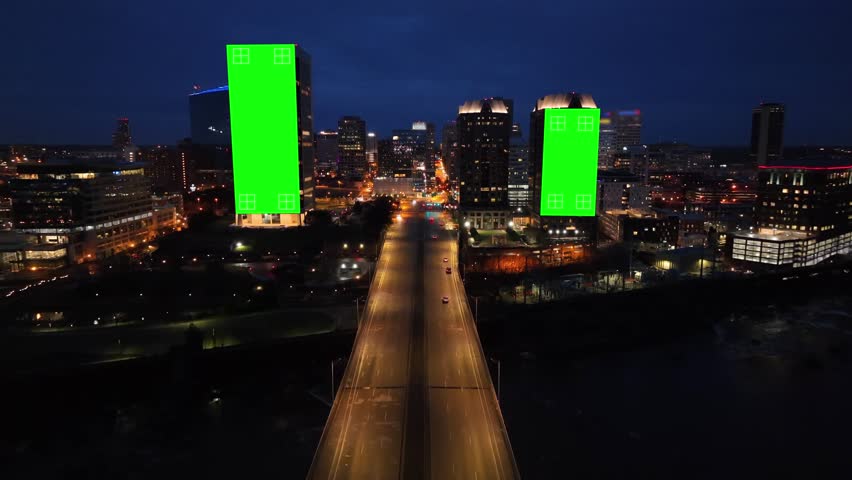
[464, 221, 471, 229]
[508, 221, 515, 228]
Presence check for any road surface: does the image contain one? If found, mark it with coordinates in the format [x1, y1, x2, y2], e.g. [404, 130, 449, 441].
[308, 209, 519, 479]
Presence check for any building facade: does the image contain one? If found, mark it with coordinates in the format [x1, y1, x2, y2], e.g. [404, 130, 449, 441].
[728, 157, 852, 267]
[508, 124, 530, 209]
[235, 45, 315, 227]
[457, 98, 511, 229]
[10, 161, 159, 267]
[112, 118, 132, 150]
[188, 85, 233, 171]
[315, 131, 339, 175]
[337, 116, 367, 181]
[441, 120, 459, 187]
[750, 103, 784, 167]
[611, 109, 642, 150]
[529, 92, 599, 242]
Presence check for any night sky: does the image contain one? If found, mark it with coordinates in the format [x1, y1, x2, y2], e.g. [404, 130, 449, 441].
[4, 0, 850, 146]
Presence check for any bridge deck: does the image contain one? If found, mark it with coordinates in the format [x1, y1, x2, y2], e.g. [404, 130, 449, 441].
[307, 210, 519, 479]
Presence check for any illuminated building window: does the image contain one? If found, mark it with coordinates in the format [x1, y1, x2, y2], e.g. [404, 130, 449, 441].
[577, 116, 594, 132]
[238, 193, 256, 210]
[550, 116, 566, 132]
[793, 173, 804, 186]
[576, 194, 592, 210]
[547, 194, 564, 209]
[273, 47, 291, 65]
[278, 193, 296, 210]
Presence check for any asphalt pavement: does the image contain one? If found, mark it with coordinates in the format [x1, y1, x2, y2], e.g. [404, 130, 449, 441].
[307, 209, 519, 479]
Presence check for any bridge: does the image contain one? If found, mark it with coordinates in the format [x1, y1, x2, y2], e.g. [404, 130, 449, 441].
[307, 207, 520, 479]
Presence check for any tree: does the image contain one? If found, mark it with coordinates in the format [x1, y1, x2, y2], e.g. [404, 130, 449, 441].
[305, 209, 333, 228]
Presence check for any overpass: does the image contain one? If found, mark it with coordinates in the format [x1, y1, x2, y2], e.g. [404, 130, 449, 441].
[307, 208, 520, 479]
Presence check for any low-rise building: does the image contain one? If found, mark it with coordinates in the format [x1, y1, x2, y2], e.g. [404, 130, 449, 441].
[9, 160, 160, 268]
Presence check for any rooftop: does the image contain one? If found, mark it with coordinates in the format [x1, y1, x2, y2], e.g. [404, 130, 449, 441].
[762, 155, 852, 170]
[534, 92, 597, 111]
[731, 228, 813, 242]
[189, 85, 228, 96]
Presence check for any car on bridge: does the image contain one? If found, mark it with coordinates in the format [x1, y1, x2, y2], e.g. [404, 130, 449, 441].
[441, 296, 449, 304]
[445, 267, 452, 274]
[443, 257, 448, 263]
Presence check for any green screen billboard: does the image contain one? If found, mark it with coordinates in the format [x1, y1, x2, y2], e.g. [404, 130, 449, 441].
[540, 108, 600, 217]
[226, 44, 300, 214]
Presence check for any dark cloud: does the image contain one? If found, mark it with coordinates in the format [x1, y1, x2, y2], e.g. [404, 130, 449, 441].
[2, 0, 850, 145]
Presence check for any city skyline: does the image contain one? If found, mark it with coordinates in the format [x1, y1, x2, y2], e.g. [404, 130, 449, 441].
[3, 1, 851, 146]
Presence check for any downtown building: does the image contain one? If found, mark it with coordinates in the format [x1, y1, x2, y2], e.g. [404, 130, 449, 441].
[529, 92, 599, 245]
[233, 45, 315, 228]
[8, 160, 180, 269]
[366, 132, 378, 175]
[411, 121, 436, 190]
[457, 98, 511, 229]
[611, 109, 642, 150]
[508, 124, 530, 210]
[337, 116, 367, 181]
[188, 85, 233, 177]
[441, 120, 459, 188]
[315, 130, 339, 176]
[750, 102, 784, 167]
[384, 127, 431, 181]
[727, 157, 852, 268]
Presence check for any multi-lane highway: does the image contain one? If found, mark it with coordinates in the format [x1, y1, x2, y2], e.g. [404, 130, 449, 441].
[307, 208, 519, 479]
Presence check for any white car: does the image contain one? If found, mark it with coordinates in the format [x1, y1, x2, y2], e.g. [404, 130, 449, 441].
[443, 257, 448, 263]
[441, 296, 449, 304]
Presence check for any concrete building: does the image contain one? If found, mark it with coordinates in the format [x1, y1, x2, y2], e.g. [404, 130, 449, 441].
[727, 156, 852, 267]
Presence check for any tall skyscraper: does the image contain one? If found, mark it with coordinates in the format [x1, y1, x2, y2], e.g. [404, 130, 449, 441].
[297, 47, 316, 211]
[337, 116, 367, 181]
[188, 85, 232, 170]
[610, 109, 642, 150]
[530, 92, 599, 241]
[315, 131, 339, 175]
[750, 102, 784, 167]
[389, 128, 430, 179]
[411, 121, 436, 189]
[189, 86, 231, 145]
[508, 124, 530, 209]
[366, 132, 378, 174]
[457, 98, 511, 229]
[598, 111, 617, 169]
[441, 120, 459, 186]
[112, 118, 132, 150]
[376, 138, 394, 177]
[228, 44, 314, 227]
